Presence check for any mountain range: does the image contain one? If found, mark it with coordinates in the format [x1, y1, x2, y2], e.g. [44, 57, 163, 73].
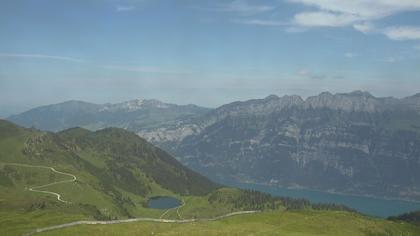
[8, 91, 420, 201]
[8, 99, 209, 132]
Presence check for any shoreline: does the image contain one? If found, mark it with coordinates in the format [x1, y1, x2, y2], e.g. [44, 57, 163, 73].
[226, 179, 420, 205]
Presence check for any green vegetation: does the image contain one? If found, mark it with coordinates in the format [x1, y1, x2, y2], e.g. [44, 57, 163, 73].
[0, 210, 87, 236]
[1, 119, 420, 236]
[39, 211, 420, 236]
[208, 188, 354, 212]
[389, 210, 420, 226]
[0, 119, 220, 234]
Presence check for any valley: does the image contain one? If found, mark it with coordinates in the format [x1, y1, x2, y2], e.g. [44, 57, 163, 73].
[2, 119, 419, 235]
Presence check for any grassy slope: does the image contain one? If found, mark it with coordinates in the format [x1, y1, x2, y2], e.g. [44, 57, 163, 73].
[1, 120, 420, 235]
[0, 123, 149, 219]
[389, 210, 420, 226]
[0, 120, 220, 235]
[39, 210, 420, 236]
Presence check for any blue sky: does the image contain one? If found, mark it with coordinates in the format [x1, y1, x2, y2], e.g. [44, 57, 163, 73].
[1, 0, 420, 116]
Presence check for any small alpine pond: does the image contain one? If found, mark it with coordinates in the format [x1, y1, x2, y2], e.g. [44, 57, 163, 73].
[147, 196, 181, 209]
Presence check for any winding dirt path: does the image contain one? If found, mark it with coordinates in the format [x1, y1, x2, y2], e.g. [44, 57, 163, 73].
[1, 163, 76, 203]
[24, 210, 259, 236]
[0, 164, 259, 235]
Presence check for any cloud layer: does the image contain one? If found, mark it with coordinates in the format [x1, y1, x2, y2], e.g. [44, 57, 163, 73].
[290, 0, 420, 22]
[204, 0, 275, 16]
[0, 53, 84, 63]
[288, 0, 420, 41]
[383, 26, 420, 40]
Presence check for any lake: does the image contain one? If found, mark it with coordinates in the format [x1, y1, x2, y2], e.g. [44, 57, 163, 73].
[147, 196, 181, 209]
[220, 180, 420, 218]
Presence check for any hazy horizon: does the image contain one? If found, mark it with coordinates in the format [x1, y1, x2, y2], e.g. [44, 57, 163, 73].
[3, 89, 420, 119]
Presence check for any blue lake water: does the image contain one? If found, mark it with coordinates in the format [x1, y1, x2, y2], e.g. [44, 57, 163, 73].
[147, 196, 181, 209]
[220, 180, 420, 218]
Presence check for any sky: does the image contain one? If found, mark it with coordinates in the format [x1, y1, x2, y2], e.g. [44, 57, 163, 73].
[1, 0, 420, 117]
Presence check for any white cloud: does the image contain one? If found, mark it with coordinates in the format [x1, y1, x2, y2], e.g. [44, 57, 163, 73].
[289, 0, 420, 31]
[297, 69, 326, 80]
[287, 0, 420, 42]
[381, 56, 404, 63]
[353, 22, 375, 33]
[353, 23, 420, 42]
[382, 26, 420, 40]
[415, 45, 420, 50]
[204, 0, 275, 15]
[289, 0, 420, 20]
[232, 19, 286, 26]
[297, 69, 345, 80]
[293, 11, 359, 27]
[116, 5, 136, 12]
[0, 53, 85, 63]
[100, 64, 190, 74]
[344, 52, 359, 58]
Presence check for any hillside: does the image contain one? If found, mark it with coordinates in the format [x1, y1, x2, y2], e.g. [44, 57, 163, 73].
[0, 119, 218, 221]
[34, 211, 420, 236]
[389, 210, 420, 226]
[1, 120, 419, 235]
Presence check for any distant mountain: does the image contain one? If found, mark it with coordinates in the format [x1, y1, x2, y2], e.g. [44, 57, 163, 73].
[8, 99, 210, 132]
[8, 92, 420, 201]
[137, 91, 420, 201]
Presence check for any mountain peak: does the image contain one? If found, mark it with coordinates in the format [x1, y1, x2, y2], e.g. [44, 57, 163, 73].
[347, 90, 374, 98]
[122, 98, 146, 111]
[264, 94, 280, 100]
[318, 91, 333, 97]
[406, 93, 420, 98]
[305, 91, 379, 112]
[100, 98, 172, 112]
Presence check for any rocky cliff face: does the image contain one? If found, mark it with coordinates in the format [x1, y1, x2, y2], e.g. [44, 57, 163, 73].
[138, 91, 420, 201]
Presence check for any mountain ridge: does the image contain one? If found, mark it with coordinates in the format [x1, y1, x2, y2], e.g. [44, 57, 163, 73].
[7, 91, 420, 201]
[135, 91, 420, 201]
[8, 98, 210, 132]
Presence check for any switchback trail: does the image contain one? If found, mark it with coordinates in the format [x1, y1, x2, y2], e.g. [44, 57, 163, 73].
[24, 211, 259, 236]
[0, 162, 77, 203]
[1, 163, 259, 235]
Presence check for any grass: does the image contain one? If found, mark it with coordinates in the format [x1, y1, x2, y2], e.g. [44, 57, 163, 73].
[161, 196, 230, 220]
[36, 210, 420, 236]
[0, 210, 88, 236]
[2, 164, 419, 236]
[0, 120, 217, 221]
[1, 120, 420, 236]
